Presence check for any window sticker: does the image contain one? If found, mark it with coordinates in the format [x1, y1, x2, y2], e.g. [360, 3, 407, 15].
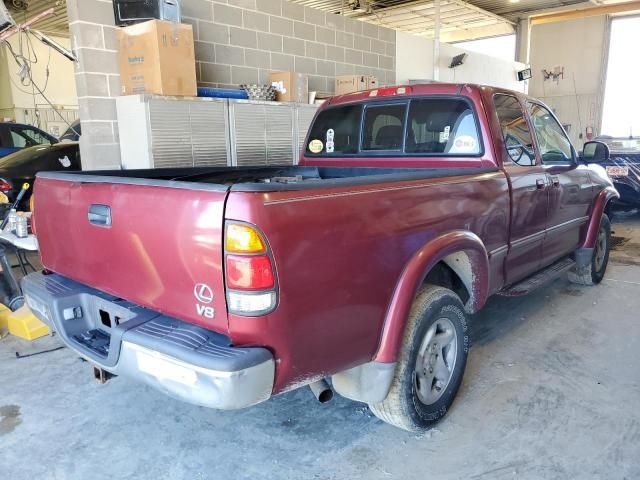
[59, 156, 71, 168]
[326, 128, 335, 153]
[308, 139, 324, 153]
[439, 126, 451, 143]
[452, 135, 477, 152]
[443, 125, 450, 140]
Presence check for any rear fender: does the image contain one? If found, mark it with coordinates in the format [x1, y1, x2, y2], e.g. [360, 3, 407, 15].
[582, 186, 619, 249]
[373, 230, 489, 364]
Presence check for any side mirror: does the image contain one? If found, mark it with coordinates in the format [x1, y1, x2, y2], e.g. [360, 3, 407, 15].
[582, 141, 610, 163]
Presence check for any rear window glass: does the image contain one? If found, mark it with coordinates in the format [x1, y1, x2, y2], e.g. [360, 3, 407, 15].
[305, 104, 362, 155]
[406, 99, 480, 155]
[305, 98, 480, 156]
[362, 104, 407, 151]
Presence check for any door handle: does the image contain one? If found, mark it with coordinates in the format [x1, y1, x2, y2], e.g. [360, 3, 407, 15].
[550, 176, 560, 187]
[536, 178, 546, 190]
[88, 204, 112, 227]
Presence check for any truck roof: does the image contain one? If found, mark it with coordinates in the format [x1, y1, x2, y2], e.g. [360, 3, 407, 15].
[326, 83, 527, 107]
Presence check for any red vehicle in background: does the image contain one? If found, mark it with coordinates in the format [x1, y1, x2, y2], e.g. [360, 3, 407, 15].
[23, 84, 617, 431]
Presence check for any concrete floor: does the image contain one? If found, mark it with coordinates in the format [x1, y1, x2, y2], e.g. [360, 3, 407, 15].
[1, 212, 639, 480]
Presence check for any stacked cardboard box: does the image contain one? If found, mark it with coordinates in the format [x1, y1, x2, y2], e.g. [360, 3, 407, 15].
[335, 75, 379, 95]
[116, 20, 197, 97]
[270, 72, 309, 103]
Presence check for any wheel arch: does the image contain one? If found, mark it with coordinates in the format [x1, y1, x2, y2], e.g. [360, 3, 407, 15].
[373, 230, 489, 364]
[583, 186, 619, 249]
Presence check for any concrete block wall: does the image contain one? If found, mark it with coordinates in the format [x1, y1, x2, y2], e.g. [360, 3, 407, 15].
[68, 0, 122, 169]
[182, 0, 396, 94]
[67, 0, 396, 169]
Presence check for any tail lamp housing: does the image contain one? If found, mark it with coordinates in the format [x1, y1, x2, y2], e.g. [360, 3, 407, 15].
[224, 222, 277, 316]
[0, 178, 12, 193]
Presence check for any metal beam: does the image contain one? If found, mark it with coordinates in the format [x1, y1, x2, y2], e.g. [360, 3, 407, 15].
[531, 1, 640, 25]
[434, 0, 440, 81]
[440, 23, 515, 42]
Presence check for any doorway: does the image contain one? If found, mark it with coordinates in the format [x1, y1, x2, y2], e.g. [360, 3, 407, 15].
[601, 16, 640, 137]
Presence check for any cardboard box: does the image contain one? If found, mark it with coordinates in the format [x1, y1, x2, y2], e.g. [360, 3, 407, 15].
[335, 75, 378, 95]
[117, 20, 197, 97]
[270, 71, 309, 103]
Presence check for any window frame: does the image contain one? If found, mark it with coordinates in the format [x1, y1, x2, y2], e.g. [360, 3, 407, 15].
[304, 95, 485, 159]
[493, 93, 538, 167]
[526, 101, 577, 166]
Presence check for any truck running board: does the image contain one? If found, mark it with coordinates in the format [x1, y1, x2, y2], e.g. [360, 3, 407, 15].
[498, 257, 576, 297]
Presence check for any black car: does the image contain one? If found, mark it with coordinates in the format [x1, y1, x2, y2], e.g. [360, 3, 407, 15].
[0, 122, 58, 158]
[594, 136, 640, 208]
[0, 142, 81, 210]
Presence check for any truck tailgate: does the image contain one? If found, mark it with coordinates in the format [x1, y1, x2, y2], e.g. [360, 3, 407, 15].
[33, 174, 230, 332]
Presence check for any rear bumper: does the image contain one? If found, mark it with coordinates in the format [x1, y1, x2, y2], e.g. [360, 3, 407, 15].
[21, 272, 274, 410]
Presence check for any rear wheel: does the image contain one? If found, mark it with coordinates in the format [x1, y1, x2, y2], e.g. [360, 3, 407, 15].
[369, 285, 469, 432]
[569, 213, 611, 285]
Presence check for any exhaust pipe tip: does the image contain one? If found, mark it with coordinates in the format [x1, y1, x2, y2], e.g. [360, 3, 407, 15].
[93, 365, 115, 384]
[309, 379, 333, 403]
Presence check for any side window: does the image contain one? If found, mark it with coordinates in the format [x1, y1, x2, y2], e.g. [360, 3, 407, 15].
[528, 103, 574, 164]
[23, 127, 53, 145]
[305, 105, 362, 155]
[10, 130, 28, 148]
[406, 99, 481, 155]
[362, 104, 406, 151]
[494, 94, 536, 166]
[9, 126, 52, 148]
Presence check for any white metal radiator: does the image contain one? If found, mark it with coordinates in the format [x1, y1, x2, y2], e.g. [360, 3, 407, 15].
[116, 95, 318, 169]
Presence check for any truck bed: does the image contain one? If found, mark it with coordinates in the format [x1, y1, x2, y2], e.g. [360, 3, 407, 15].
[37, 165, 498, 192]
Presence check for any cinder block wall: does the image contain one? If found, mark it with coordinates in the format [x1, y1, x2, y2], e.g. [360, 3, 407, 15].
[68, 0, 123, 169]
[68, 0, 397, 169]
[183, 0, 397, 94]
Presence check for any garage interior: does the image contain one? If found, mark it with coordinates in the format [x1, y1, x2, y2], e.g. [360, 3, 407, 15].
[0, 0, 639, 479]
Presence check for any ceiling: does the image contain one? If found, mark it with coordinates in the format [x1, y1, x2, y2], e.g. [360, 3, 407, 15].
[291, 0, 589, 40]
[4, 0, 69, 37]
[0, 0, 625, 42]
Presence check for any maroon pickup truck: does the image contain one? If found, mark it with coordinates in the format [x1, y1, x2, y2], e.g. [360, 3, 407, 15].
[23, 84, 618, 432]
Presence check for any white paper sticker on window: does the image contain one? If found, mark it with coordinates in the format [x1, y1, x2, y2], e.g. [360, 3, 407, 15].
[59, 156, 71, 168]
[326, 128, 335, 153]
[443, 126, 450, 140]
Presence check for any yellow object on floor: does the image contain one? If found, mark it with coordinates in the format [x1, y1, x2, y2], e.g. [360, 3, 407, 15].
[0, 303, 10, 333]
[7, 304, 49, 341]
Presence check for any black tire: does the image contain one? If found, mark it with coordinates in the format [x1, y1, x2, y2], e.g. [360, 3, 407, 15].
[569, 213, 611, 286]
[369, 285, 469, 432]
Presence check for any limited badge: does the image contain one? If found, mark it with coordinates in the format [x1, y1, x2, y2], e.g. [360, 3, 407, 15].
[309, 139, 324, 153]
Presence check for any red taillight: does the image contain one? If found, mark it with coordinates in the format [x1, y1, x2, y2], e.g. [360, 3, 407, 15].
[226, 255, 275, 290]
[0, 179, 12, 192]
